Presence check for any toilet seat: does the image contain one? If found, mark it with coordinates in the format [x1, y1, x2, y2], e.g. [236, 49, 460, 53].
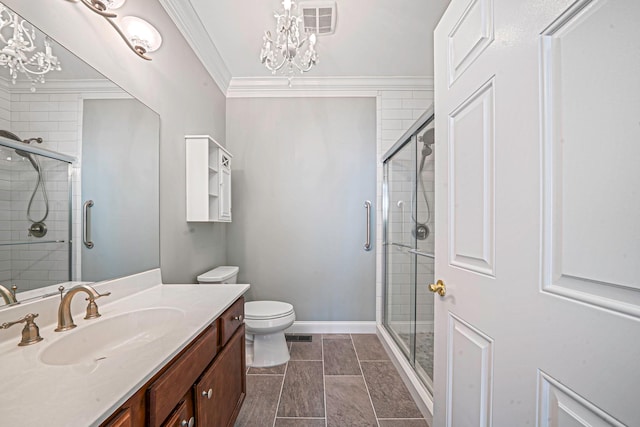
[245, 301, 294, 320]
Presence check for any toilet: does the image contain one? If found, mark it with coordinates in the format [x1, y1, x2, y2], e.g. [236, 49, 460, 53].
[197, 266, 295, 367]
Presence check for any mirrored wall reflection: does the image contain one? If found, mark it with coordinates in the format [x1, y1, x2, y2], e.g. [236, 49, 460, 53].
[0, 144, 72, 292]
[0, 3, 160, 309]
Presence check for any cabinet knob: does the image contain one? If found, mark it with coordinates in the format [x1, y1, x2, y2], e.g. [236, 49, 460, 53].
[233, 314, 243, 322]
[181, 417, 195, 427]
[202, 388, 212, 399]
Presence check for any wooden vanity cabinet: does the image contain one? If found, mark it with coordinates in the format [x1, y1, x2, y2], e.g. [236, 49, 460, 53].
[99, 297, 245, 427]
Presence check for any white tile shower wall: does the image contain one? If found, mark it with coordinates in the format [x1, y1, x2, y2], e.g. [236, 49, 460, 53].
[0, 81, 11, 284]
[8, 91, 80, 291]
[9, 159, 70, 291]
[0, 82, 10, 129]
[376, 89, 434, 331]
[0, 156, 10, 283]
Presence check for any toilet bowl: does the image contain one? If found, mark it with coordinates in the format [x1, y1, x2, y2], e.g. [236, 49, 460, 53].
[244, 300, 295, 367]
[197, 266, 295, 368]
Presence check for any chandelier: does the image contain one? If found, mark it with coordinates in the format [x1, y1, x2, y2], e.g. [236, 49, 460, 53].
[0, 2, 61, 91]
[260, 0, 318, 85]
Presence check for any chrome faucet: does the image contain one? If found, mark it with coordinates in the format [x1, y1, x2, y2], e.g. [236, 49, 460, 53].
[55, 284, 111, 332]
[0, 284, 17, 305]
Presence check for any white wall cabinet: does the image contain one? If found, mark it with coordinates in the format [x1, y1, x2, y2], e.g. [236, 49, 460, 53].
[186, 135, 232, 222]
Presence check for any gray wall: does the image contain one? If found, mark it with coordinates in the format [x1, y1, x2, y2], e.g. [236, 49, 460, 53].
[226, 97, 377, 321]
[82, 99, 159, 281]
[8, 0, 227, 283]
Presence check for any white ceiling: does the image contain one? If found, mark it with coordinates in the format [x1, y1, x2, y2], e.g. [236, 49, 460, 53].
[161, 0, 451, 93]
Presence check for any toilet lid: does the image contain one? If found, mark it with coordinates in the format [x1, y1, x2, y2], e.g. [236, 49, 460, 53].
[197, 266, 239, 283]
[245, 301, 294, 320]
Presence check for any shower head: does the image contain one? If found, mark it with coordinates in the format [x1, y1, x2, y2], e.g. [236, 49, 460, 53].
[0, 129, 22, 142]
[418, 128, 435, 171]
[0, 130, 40, 171]
[419, 128, 435, 157]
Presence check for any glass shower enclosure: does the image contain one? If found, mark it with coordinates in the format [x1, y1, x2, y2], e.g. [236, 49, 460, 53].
[0, 134, 73, 296]
[382, 109, 435, 392]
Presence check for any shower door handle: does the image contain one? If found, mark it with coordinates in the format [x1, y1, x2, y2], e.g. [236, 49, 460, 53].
[364, 200, 372, 251]
[83, 200, 94, 249]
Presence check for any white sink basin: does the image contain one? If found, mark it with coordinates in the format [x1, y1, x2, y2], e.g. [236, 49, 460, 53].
[40, 307, 185, 367]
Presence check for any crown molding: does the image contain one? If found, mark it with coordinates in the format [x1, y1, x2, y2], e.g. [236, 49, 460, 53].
[159, 0, 232, 93]
[226, 76, 434, 98]
[0, 78, 125, 94]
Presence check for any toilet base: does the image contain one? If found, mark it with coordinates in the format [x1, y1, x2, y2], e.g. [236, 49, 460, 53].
[246, 331, 290, 368]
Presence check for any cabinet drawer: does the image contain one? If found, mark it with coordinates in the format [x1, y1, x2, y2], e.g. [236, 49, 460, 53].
[148, 325, 217, 427]
[219, 297, 244, 346]
[103, 408, 132, 427]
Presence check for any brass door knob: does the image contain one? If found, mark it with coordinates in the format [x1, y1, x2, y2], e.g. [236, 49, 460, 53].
[429, 280, 446, 297]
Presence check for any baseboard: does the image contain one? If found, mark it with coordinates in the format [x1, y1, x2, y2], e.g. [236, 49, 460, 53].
[286, 321, 377, 334]
[377, 324, 434, 424]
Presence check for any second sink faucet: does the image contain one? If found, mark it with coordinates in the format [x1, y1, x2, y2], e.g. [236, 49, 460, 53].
[55, 284, 111, 332]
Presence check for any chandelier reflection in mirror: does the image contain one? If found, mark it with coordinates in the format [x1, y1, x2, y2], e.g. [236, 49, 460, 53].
[261, 0, 317, 86]
[0, 2, 61, 92]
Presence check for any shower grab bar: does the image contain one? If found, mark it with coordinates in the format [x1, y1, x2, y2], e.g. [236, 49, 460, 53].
[408, 249, 434, 259]
[83, 200, 94, 249]
[364, 201, 372, 251]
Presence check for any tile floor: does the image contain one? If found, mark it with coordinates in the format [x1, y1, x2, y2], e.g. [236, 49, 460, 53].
[235, 334, 429, 427]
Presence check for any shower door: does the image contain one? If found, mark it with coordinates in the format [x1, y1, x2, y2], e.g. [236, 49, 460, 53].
[384, 134, 418, 359]
[383, 112, 436, 392]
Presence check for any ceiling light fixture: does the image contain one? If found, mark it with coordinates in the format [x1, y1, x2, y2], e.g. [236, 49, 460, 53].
[0, 2, 61, 91]
[73, 0, 162, 60]
[260, 0, 318, 86]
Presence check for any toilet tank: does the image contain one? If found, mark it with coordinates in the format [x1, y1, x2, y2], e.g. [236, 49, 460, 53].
[197, 266, 239, 284]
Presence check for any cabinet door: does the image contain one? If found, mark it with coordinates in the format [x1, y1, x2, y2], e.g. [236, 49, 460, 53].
[195, 325, 246, 427]
[161, 392, 194, 427]
[219, 157, 231, 221]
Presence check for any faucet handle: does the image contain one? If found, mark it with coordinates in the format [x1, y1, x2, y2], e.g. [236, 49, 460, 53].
[85, 290, 111, 301]
[0, 313, 44, 346]
[84, 290, 110, 320]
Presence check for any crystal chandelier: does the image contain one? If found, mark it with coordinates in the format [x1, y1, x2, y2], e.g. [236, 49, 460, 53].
[260, 0, 318, 85]
[0, 2, 61, 91]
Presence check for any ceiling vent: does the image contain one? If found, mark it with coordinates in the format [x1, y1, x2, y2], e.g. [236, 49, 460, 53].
[299, 1, 337, 36]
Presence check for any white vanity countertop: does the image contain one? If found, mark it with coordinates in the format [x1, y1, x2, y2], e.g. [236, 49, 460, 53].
[0, 281, 250, 427]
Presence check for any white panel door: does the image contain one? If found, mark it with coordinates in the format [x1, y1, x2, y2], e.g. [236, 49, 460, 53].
[434, 0, 640, 425]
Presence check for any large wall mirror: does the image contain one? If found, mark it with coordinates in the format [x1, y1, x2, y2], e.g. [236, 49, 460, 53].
[0, 3, 160, 308]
